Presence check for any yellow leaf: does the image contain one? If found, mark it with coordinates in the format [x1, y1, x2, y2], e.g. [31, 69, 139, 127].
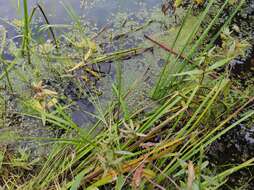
[12, 19, 23, 28]
[194, 0, 204, 5]
[47, 98, 58, 109]
[67, 62, 85, 72]
[31, 100, 44, 112]
[229, 0, 237, 4]
[81, 75, 89, 82]
[88, 40, 97, 51]
[85, 67, 100, 79]
[143, 169, 156, 179]
[132, 163, 144, 189]
[84, 48, 92, 61]
[187, 161, 195, 190]
[73, 38, 86, 48]
[174, 0, 183, 7]
[43, 89, 58, 96]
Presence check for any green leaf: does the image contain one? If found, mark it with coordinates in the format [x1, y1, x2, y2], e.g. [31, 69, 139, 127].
[207, 57, 233, 71]
[115, 175, 125, 190]
[70, 170, 88, 190]
[172, 69, 203, 76]
[173, 57, 233, 77]
[0, 150, 4, 170]
[87, 175, 114, 190]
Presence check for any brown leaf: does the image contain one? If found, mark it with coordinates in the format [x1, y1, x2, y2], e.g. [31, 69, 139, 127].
[161, 2, 170, 15]
[140, 142, 157, 149]
[194, 0, 204, 5]
[187, 161, 195, 190]
[132, 163, 145, 189]
[32, 81, 43, 93]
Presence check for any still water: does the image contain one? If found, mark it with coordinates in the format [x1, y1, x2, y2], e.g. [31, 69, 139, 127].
[0, 0, 160, 35]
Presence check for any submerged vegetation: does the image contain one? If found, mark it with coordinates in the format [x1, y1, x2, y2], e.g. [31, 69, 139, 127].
[0, 0, 253, 189]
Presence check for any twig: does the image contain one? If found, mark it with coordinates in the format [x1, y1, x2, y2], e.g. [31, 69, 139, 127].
[129, 105, 186, 150]
[152, 164, 181, 190]
[113, 20, 153, 41]
[144, 34, 194, 64]
[91, 22, 112, 40]
[67, 47, 153, 72]
[146, 178, 166, 190]
[145, 35, 230, 81]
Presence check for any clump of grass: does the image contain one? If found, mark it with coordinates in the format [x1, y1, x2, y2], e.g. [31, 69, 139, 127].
[151, 0, 245, 100]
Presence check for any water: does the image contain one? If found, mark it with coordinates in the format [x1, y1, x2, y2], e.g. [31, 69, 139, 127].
[0, 0, 159, 37]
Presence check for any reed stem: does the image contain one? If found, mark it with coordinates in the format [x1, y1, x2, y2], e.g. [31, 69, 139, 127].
[23, 0, 31, 64]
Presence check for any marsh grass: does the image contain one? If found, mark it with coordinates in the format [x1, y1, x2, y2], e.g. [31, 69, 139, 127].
[151, 0, 245, 100]
[21, 0, 31, 65]
[0, 0, 253, 189]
